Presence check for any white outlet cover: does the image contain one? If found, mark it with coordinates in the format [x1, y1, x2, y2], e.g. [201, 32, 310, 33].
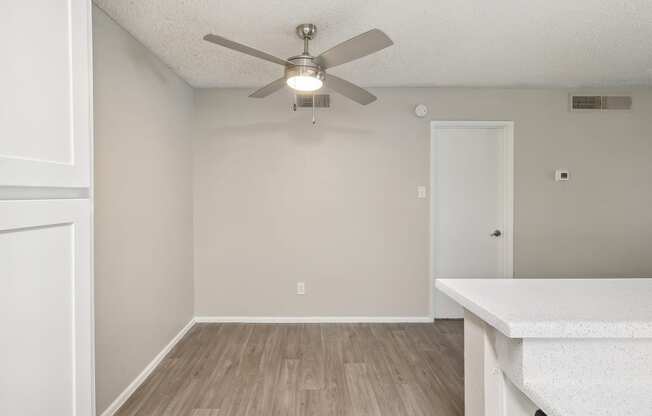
[417, 185, 427, 198]
[296, 282, 305, 295]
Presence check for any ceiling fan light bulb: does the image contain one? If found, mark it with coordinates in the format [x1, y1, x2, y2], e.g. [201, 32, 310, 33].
[287, 75, 323, 92]
[285, 64, 324, 92]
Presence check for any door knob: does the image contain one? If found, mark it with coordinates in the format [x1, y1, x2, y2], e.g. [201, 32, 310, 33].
[490, 229, 502, 237]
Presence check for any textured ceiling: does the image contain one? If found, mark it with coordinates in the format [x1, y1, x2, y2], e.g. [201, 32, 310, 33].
[95, 0, 652, 88]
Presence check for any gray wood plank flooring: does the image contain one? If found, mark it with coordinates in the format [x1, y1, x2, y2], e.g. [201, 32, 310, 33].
[115, 321, 463, 416]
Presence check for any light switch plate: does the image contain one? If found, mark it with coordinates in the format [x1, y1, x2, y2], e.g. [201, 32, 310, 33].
[417, 186, 427, 198]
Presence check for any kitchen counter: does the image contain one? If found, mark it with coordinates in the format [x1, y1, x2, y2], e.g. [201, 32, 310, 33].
[436, 278, 652, 338]
[435, 278, 652, 416]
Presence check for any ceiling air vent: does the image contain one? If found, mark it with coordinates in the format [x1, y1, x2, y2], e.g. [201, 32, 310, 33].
[294, 94, 330, 109]
[602, 96, 632, 110]
[570, 95, 632, 111]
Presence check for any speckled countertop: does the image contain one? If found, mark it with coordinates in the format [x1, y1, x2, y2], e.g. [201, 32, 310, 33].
[435, 278, 652, 338]
[524, 380, 652, 416]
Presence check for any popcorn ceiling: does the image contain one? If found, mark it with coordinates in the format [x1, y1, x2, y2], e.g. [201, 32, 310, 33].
[95, 0, 652, 89]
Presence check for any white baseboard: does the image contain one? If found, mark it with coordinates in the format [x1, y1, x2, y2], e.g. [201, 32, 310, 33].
[194, 316, 433, 323]
[99, 318, 196, 416]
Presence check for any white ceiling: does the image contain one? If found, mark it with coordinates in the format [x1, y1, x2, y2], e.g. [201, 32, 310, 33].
[95, 0, 652, 89]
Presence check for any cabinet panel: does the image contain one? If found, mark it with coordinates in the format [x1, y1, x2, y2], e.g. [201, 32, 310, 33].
[0, 0, 92, 187]
[0, 200, 93, 415]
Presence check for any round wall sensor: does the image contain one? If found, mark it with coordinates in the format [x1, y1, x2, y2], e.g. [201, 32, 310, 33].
[414, 104, 428, 118]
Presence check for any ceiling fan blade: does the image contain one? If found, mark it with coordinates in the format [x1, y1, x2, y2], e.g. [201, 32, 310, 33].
[315, 29, 393, 69]
[325, 74, 376, 105]
[249, 78, 286, 98]
[203, 34, 290, 66]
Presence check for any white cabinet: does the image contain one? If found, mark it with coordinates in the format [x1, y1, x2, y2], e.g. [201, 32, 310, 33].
[0, 1, 94, 415]
[0, 0, 92, 187]
[0, 200, 93, 416]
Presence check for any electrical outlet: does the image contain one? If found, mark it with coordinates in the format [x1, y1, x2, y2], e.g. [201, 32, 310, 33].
[555, 169, 570, 181]
[417, 185, 427, 199]
[296, 282, 305, 295]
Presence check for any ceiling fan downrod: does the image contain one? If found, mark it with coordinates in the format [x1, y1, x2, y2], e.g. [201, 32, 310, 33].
[296, 23, 317, 56]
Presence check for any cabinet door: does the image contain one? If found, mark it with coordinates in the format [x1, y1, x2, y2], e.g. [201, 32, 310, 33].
[0, 200, 93, 416]
[0, 0, 92, 187]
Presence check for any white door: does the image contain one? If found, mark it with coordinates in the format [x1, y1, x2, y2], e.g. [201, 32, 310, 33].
[0, 1, 94, 415]
[431, 122, 513, 319]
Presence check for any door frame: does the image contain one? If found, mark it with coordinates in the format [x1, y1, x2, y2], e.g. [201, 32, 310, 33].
[429, 121, 514, 320]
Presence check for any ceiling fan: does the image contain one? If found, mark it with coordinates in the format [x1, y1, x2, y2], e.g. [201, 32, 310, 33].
[203, 24, 393, 105]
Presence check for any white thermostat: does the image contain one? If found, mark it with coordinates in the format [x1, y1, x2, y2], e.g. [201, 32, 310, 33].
[555, 169, 570, 181]
[414, 104, 428, 118]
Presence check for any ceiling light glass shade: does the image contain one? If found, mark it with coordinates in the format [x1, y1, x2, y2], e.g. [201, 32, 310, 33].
[285, 65, 324, 92]
[287, 75, 323, 91]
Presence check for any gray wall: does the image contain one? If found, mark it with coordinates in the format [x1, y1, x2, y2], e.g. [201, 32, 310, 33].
[92, 8, 652, 405]
[193, 87, 652, 317]
[93, 7, 194, 414]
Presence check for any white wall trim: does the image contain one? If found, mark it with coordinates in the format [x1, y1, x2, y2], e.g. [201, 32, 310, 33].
[194, 316, 433, 324]
[99, 318, 196, 416]
[429, 121, 515, 320]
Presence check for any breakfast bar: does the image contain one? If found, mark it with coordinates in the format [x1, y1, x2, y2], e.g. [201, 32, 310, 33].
[435, 278, 652, 416]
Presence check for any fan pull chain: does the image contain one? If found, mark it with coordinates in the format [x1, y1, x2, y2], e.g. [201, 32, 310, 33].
[312, 93, 317, 125]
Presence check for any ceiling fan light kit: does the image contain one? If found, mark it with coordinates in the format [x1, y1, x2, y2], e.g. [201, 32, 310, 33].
[285, 61, 324, 92]
[203, 23, 393, 108]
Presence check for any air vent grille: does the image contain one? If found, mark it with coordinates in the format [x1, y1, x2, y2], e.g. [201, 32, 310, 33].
[571, 95, 632, 111]
[602, 96, 632, 110]
[295, 94, 330, 108]
[572, 95, 602, 109]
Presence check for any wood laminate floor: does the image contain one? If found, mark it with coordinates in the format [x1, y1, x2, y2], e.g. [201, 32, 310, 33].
[115, 321, 464, 416]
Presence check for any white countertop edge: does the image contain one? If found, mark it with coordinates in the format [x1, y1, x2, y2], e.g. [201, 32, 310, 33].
[508, 320, 652, 338]
[435, 279, 652, 339]
[436, 278, 515, 337]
